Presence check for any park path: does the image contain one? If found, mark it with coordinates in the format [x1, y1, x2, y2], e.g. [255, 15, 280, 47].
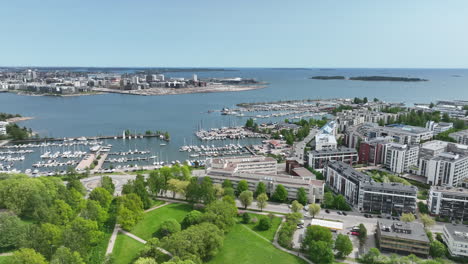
[0, 252, 13, 256]
[272, 219, 314, 264]
[120, 229, 173, 257]
[105, 201, 172, 256]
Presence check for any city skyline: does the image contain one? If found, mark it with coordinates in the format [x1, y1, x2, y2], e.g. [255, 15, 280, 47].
[2, 0, 468, 68]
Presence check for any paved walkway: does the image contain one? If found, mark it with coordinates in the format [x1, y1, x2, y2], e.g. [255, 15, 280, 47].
[120, 229, 173, 257]
[272, 219, 314, 264]
[105, 224, 120, 255]
[0, 252, 13, 256]
[144, 201, 171, 213]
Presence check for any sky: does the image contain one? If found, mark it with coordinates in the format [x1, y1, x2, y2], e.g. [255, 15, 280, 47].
[1, 0, 468, 68]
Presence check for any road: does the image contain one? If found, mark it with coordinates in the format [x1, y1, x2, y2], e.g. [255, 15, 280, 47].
[292, 128, 318, 164]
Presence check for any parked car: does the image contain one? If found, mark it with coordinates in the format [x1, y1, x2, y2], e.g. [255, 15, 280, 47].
[364, 214, 369, 218]
[368, 214, 373, 218]
[351, 232, 360, 236]
[342, 212, 347, 216]
[377, 215, 382, 218]
[325, 209, 330, 214]
[337, 211, 342, 215]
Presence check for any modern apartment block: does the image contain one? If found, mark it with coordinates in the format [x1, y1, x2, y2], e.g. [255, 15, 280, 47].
[205, 171, 324, 203]
[368, 124, 433, 145]
[450, 129, 468, 145]
[425, 121, 453, 135]
[443, 224, 468, 257]
[205, 156, 277, 175]
[358, 136, 394, 165]
[324, 160, 371, 205]
[383, 143, 419, 174]
[324, 161, 417, 214]
[417, 141, 468, 186]
[376, 220, 430, 257]
[358, 182, 417, 215]
[428, 186, 468, 221]
[307, 147, 358, 170]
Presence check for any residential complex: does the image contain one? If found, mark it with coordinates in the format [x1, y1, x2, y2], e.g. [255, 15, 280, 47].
[382, 143, 419, 174]
[358, 182, 417, 215]
[205, 156, 277, 175]
[368, 124, 433, 145]
[358, 137, 394, 165]
[450, 130, 468, 145]
[376, 220, 430, 257]
[428, 186, 468, 221]
[443, 224, 468, 257]
[307, 147, 358, 170]
[425, 121, 453, 135]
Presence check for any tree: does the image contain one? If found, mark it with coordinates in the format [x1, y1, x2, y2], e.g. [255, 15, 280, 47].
[308, 204, 321, 218]
[442, 113, 451, 122]
[10, 248, 48, 264]
[0, 212, 24, 248]
[100, 176, 115, 195]
[254, 182, 266, 197]
[185, 178, 201, 204]
[291, 200, 303, 213]
[420, 214, 435, 228]
[116, 193, 144, 230]
[358, 223, 367, 248]
[309, 241, 334, 264]
[302, 225, 333, 250]
[203, 200, 237, 231]
[223, 187, 235, 198]
[134, 258, 157, 264]
[161, 223, 224, 263]
[296, 187, 308, 206]
[167, 179, 189, 199]
[181, 210, 203, 229]
[335, 234, 353, 258]
[236, 180, 249, 197]
[401, 212, 416, 223]
[63, 217, 103, 259]
[158, 219, 181, 237]
[50, 246, 85, 264]
[89, 187, 113, 210]
[242, 213, 251, 224]
[21, 223, 63, 260]
[200, 177, 216, 204]
[81, 200, 109, 226]
[256, 193, 268, 211]
[429, 240, 447, 258]
[213, 183, 224, 199]
[360, 248, 383, 264]
[49, 199, 74, 226]
[271, 184, 288, 203]
[322, 192, 334, 209]
[222, 179, 232, 188]
[333, 195, 350, 211]
[147, 170, 166, 196]
[257, 218, 271, 231]
[133, 175, 151, 209]
[239, 190, 253, 209]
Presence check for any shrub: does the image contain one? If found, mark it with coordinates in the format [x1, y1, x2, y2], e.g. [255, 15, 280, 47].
[257, 218, 271, 231]
[157, 219, 181, 237]
[242, 213, 251, 224]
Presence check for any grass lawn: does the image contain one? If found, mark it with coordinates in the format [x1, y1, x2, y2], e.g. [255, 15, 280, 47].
[112, 234, 145, 264]
[241, 213, 282, 241]
[0, 256, 12, 264]
[206, 224, 307, 264]
[131, 203, 193, 240]
[88, 229, 113, 264]
[149, 199, 165, 208]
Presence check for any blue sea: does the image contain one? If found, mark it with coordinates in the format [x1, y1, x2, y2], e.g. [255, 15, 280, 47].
[1, 68, 467, 170]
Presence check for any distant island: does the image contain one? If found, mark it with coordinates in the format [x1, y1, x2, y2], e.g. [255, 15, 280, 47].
[349, 76, 428, 82]
[310, 75, 428, 82]
[310, 76, 345, 80]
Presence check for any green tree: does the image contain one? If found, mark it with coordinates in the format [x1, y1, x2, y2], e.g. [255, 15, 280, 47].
[236, 180, 249, 197]
[200, 177, 216, 204]
[239, 190, 253, 209]
[223, 187, 235, 198]
[147, 170, 165, 196]
[158, 219, 181, 237]
[161, 222, 224, 263]
[322, 192, 334, 209]
[213, 183, 224, 199]
[181, 210, 203, 229]
[21, 223, 63, 260]
[100, 176, 115, 195]
[167, 179, 190, 199]
[116, 193, 144, 230]
[89, 187, 113, 210]
[256, 193, 268, 211]
[222, 179, 232, 188]
[296, 187, 308, 206]
[134, 257, 157, 264]
[0, 212, 24, 248]
[335, 234, 353, 258]
[333, 195, 350, 211]
[429, 240, 447, 258]
[80, 200, 109, 227]
[10, 248, 48, 264]
[242, 213, 251, 224]
[203, 200, 238, 231]
[271, 184, 288, 203]
[309, 241, 334, 264]
[401, 212, 416, 223]
[360, 248, 384, 264]
[254, 182, 266, 197]
[257, 217, 272, 231]
[291, 200, 303, 213]
[63, 217, 103, 259]
[185, 177, 202, 204]
[420, 214, 435, 228]
[49, 199, 74, 226]
[50, 246, 85, 264]
[302, 225, 333, 251]
[358, 223, 367, 248]
[308, 204, 321, 218]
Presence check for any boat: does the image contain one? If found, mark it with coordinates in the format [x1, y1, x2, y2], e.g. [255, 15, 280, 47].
[160, 143, 166, 146]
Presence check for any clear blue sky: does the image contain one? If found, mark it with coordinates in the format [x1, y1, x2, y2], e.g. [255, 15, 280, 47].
[2, 0, 468, 68]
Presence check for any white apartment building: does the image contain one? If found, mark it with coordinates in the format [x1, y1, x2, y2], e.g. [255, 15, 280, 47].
[206, 156, 277, 175]
[383, 143, 419, 174]
[450, 130, 468, 145]
[0, 121, 8, 136]
[425, 121, 453, 135]
[443, 224, 468, 257]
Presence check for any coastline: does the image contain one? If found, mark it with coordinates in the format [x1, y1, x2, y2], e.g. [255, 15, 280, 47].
[6, 116, 34, 123]
[92, 84, 267, 96]
[5, 90, 106, 97]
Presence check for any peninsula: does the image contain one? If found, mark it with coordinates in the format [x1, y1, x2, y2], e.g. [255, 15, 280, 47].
[310, 75, 428, 82]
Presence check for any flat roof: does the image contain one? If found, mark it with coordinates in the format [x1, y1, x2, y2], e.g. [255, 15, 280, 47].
[361, 181, 418, 192]
[311, 219, 343, 230]
[445, 224, 468, 243]
[327, 160, 371, 183]
[378, 219, 429, 243]
[430, 186, 468, 195]
[292, 167, 315, 177]
[309, 146, 357, 155]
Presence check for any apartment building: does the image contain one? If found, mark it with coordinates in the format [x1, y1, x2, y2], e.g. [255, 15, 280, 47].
[428, 186, 468, 221]
[369, 124, 433, 145]
[376, 220, 430, 257]
[308, 147, 358, 170]
[443, 224, 468, 257]
[206, 156, 277, 175]
[358, 182, 417, 215]
[383, 143, 419, 174]
[450, 130, 468, 145]
[358, 137, 394, 165]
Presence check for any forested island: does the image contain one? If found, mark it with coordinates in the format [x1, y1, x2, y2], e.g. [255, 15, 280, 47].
[310, 76, 345, 80]
[309, 75, 428, 82]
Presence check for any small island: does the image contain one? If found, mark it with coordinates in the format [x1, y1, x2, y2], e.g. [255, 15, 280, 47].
[310, 76, 345, 80]
[349, 76, 428, 82]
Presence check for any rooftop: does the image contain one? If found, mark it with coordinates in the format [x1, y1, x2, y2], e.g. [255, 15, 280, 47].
[378, 219, 429, 243]
[327, 160, 371, 183]
[309, 146, 357, 155]
[361, 181, 418, 193]
[445, 224, 468, 243]
[381, 124, 432, 135]
[430, 186, 468, 195]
